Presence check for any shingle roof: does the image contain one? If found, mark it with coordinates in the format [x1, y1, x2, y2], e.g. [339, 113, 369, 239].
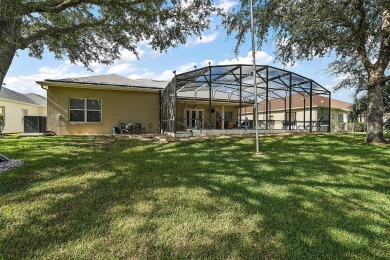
[134, 79, 169, 89]
[43, 74, 167, 90]
[0, 87, 45, 106]
[25, 93, 47, 106]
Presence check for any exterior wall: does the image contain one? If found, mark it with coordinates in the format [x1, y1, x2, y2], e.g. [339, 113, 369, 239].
[175, 101, 241, 130]
[0, 99, 46, 133]
[47, 86, 160, 135]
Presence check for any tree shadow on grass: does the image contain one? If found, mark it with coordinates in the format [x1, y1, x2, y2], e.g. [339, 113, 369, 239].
[0, 134, 389, 259]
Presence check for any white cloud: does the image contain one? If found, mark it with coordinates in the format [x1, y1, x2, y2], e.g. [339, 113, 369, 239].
[4, 49, 275, 97]
[127, 62, 200, 82]
[202, 59, 215, 67]
[177, 62, 198, 73]
[333, 73, 349, 82]
[126, 51, 274, 82]
[136, 40, 163, 59]
[3, 64, 91, 96]
[127, 70, 175, 81]
[324, 84, 334, 91]
[218, 51, 273, 65]
[186, 32, 219, 46]
[217, 0, 238, 11]
[194, 32, 219, 45]
[284, 61, 299, 69]
[107, 63, 137, 74]
[120, 49, 142, 62]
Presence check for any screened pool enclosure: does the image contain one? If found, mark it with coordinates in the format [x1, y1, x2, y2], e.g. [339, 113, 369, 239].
[161, 64, 331, 134]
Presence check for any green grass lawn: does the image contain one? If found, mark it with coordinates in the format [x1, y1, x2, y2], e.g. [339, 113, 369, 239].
[0, 133, 389, 259]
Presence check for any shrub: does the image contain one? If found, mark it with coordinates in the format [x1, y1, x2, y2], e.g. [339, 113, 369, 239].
[331, 121, 346, 132]
[353, 122, 366, 132]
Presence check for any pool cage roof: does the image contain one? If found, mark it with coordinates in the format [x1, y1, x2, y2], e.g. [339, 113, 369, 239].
[161, 64, 331, 133]
[172, 64, 330, 102]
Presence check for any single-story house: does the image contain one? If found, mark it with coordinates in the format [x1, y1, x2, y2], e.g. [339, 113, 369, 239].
[38, 65, 333, 136]
[0, 87, 47, 134]
[37, 73, 253, 135]
[37, 75, 166, 135]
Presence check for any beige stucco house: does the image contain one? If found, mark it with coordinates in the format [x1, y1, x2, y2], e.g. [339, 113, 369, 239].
[37, 75, 166, 135]
[37, 74, 253, 135]
[0, 87, 47, 134]
[38, 74, 250, 136]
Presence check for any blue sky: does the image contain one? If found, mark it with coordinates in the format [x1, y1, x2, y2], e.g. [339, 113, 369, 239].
[4, 0, 354, 103]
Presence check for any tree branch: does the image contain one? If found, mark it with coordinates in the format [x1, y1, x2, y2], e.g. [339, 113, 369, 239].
[374, 7, 390, 72]
[19, 16, 108, 49]
[22, 0, 146, 15]
[353, 0, 373, 72]
[381, 74, 390, 83]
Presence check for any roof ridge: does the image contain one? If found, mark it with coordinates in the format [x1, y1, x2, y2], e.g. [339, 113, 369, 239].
[41, 74, 168, 90]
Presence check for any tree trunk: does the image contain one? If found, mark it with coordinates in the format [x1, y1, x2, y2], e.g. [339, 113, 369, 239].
[0, 42, 17, 90]
[366, 74, 386, 143]
[0, 3, 20, 90]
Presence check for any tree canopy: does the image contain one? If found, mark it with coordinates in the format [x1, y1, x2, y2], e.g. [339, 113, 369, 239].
[0, 0, 215, 87]
[223, 0, 390, 143]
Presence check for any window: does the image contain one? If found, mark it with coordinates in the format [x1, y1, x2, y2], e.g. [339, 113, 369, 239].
[318, 109, 329, 121]
[338, 114, 344, 122]
[69, 98, 102, 123]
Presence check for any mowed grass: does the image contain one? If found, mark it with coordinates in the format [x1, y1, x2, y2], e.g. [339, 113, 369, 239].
[0, 133, 389, 259]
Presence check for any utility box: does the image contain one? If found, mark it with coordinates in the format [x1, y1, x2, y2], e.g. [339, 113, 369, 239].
[24, 116, 47, 133]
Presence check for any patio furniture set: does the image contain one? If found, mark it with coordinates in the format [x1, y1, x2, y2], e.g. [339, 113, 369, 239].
[114, 122, 145, 135]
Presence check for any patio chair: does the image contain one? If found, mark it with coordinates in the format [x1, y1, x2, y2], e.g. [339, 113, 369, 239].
[134, 123, 145, 134]
[125, 123, 133, 134]
[119, 123, 127, 134]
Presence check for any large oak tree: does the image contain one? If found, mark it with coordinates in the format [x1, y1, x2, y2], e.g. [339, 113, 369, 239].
[0, 0, 215, 88]
[223, 0, 390, 143]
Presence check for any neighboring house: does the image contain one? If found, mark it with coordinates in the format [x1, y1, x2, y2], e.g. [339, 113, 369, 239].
[0, 87, 47, 133]
[37, 75, 167, 135]
[241, 93, 352, 131]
